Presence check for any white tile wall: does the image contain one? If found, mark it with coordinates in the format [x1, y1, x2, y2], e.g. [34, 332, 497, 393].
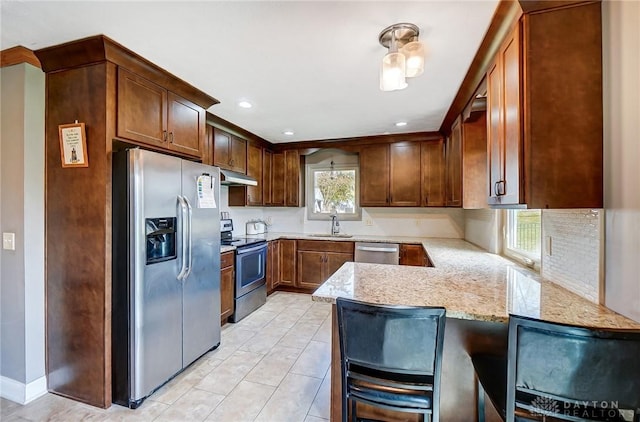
[541, 209, 603, 303]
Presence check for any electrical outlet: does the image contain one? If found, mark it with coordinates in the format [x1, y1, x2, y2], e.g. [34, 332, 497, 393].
[365, 218, 373, 226]
[3, 232, 16, 251]
[265, 216, 273, 225]
[415, 219, 420, 226]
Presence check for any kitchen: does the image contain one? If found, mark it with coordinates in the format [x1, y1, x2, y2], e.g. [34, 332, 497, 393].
[1, 1, 639, 421]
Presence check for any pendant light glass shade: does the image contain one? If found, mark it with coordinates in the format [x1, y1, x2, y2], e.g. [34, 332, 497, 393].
[380, 51, 407, 91]
[402, 40, 425, 78]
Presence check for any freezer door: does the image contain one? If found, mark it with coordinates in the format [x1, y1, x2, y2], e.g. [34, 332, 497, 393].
[180, 160, 221, 367]
[130, 149, 184, 400]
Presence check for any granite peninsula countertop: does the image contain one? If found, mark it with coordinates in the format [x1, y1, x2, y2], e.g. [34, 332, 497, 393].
[304, 237, 640, 330]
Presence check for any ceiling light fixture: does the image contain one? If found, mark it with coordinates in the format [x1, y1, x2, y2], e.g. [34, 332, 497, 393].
[283, 130, 294, 136]
[238, 101, 252, 108]
[379, 23, 425, 92]
[395, 121, 408, 127]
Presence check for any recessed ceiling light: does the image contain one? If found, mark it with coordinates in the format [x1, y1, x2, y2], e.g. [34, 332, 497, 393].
[238, 101, 252, 109]
[395, 121, 408, 127]
[283, 130, 294, 136]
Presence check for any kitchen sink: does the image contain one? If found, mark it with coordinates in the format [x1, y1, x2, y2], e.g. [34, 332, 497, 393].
[309, 233, 353, 238]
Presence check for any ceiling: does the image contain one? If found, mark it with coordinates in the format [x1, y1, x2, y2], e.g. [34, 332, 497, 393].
[0, 1, 498, 143]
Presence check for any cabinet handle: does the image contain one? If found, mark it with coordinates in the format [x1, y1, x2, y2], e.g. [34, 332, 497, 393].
[163, 130, 168, 141]
[169, 132, 174, 143]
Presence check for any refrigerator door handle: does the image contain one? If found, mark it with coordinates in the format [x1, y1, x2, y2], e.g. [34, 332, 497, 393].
[183, 196, 194, 280]
[177, 195, 188, 281]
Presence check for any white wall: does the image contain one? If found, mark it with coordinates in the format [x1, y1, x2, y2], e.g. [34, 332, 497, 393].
[0, 63, 47, 403]
[464, 209, 499, 253]
[602, 0, 640, 322]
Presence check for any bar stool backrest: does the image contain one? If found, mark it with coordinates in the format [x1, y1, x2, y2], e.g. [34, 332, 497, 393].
[506, 315, 640, 421]
[336, 297, 446, 420]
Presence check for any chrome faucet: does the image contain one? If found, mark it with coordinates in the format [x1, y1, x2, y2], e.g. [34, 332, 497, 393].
[330, 213, 340, 235]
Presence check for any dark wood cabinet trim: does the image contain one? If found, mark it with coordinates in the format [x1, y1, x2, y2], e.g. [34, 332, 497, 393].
[35, 35, 217, 109]
[1, 46, 41, 68]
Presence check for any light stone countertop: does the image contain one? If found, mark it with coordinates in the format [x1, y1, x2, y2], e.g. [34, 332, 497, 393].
[220, 245, 235, 253]
[305, 237, 640, 330]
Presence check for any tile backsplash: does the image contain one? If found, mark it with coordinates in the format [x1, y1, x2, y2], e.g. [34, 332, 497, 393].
[541, 209, 603, 303]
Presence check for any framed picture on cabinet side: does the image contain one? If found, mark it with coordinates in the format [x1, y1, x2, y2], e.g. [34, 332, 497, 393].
[58, 122, 88, 168]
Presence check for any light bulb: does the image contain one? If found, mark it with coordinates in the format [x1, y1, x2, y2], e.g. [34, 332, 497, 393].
[401, 40, 425, 78]
[380, 51, 407, 91]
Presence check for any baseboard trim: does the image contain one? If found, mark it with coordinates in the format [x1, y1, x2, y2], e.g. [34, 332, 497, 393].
[0, 375, 47, 404]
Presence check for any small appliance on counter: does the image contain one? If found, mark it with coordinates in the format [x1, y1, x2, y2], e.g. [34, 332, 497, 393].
[220, 219, 267, 322]
[246, 219, 267, 235]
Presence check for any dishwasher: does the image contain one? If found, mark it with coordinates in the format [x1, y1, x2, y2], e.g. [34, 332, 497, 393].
[354, 242, 400, 265]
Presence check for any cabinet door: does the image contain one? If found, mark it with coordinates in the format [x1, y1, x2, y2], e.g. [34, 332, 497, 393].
[117, 68, 167, 147]
[325, 252, 353, 279]
[360, 145, 390, 206]
[284, 150, 301, 207]
[446, 117, 463, 207]
[246, 144, 263, 205]
[389, 143, 421, 206]
[279, 239, 296, 287]
[297, 250, 325, 289]
[213, 128, 232, 169]
[462, 114, 488, 209]
[267, 240, 280, 293]
[488, 26, 521, 205]
[230, 136, 247, 174]
[203, 125, 214, 165]
[399, 244, 426, 266]
[263, 150, 273, 206]
[421, 140, 445, 207]
[501, 26, 522, 205]
[271, 152, 285, 206]
[167, 92, 204, 157]
[220, 259, 235, 323]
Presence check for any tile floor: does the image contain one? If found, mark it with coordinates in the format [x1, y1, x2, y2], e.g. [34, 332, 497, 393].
[0, 292, 332, 422]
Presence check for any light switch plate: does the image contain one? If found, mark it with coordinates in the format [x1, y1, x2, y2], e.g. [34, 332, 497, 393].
[3, 232, 16, 251]
[545, 236, 552, 256]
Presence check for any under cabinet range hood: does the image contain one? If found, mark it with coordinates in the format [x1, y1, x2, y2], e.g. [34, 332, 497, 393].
[219, 169, 258, 186]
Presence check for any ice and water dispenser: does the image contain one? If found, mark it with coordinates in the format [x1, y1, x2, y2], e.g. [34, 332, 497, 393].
[145, 217, 177, 264]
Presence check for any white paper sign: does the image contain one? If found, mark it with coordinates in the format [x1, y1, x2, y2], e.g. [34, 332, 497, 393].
[197, 175, 217, 209]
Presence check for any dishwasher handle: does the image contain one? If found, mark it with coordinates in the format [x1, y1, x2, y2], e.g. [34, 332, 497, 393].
[355, 245, 399, 253]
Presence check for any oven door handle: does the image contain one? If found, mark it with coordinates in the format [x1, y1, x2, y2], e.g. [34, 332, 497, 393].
[183, 195, 194, 280]
[236, 243, 267, 255]
[176, 195, 188, 281]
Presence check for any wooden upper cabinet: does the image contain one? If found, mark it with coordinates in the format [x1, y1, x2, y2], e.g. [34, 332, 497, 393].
[117, 68, 168, 147]
[446, 117, 463, 207]
[263, 150, 273, 206]
[389, 143, 421, 206]
[167, 92, 205, 156]
[246, 144, 263, 205]
[271, 152, 286, 206]
[421, 140, 445, 207]
[462, 112, 488, 209]
[117, 68, 204, 157]
[213, 128, 247, 173]
[487, 25, 521, 206]
[360, 144, 390, 206]
[284, 150, 303, 207]
[486, 3, 603, 208]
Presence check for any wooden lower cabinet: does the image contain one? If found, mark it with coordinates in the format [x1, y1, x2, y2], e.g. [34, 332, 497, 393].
[266, 240, 280, 294]
[297, 240, 354, 290]
[278, 239, 297, 288]
[220, 251, 235, 324]
[399, 244, 432, 267]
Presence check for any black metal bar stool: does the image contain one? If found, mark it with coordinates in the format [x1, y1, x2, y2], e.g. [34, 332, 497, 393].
[472, 315, 640, 422]
[336, 297, 446, 422]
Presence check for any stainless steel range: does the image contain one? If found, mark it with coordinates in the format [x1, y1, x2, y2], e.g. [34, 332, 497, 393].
[221, 219, 267, 322]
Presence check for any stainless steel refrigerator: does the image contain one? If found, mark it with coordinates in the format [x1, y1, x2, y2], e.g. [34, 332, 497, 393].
[112, 148, 220, 408]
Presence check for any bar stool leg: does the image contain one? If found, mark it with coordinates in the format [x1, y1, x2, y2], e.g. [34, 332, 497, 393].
[477, 378, 486, 422]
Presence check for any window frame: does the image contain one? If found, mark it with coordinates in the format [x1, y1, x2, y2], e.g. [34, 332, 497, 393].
[305, 162, 361, 221]
[502, 209, 542, 271]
